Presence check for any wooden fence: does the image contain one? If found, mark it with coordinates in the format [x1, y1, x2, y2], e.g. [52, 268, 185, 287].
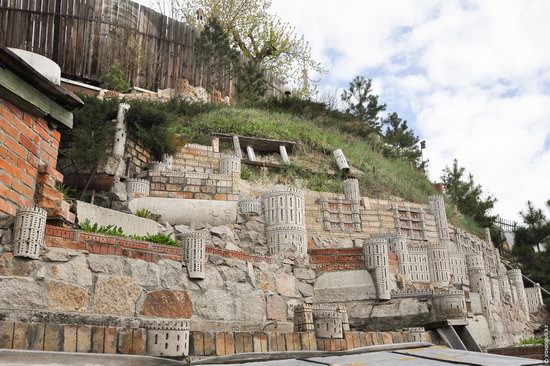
[0, 0, 283, 95]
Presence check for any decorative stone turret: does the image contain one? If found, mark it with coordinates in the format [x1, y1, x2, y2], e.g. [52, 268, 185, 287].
[507, 269, 530, 319]
[433, 289, 467, 319]
[182, 231, 206, 279]
[144, 318, 190, 357]
[428, 195, 450, 242]
[405, 327, 426, 342]
[13, 206, 47, 259]
[294, 304, 314, 332]
[363, 234, 391, 300]
[262, 187, 307, 256]
[498, 263, 512, 303]
[342, 178, 360, 202]
[238, 197, 262, 215]
[391, 234, 411, 281]
[336, 306, 350, 331]
[113, 103, 130, 157]
[312, 305, 343, 339]
[333, 149, 350, 172]
[427, 242, 450, 287]
[149, 161, 168, 172]
[219, 155, 241, 175]
[467, 253, 493, 324]
[162, 153, 173, 170]
[525, 284, 544, 313]
[126, 179, 150, 200]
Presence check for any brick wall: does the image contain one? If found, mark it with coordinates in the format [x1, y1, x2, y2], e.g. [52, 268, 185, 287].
[173, 144, 220, 173]
[45, 226, 273, 264]
[125, 133, 152, 175]
[0, 98, 62, 216]
[149, 171, 239, 201]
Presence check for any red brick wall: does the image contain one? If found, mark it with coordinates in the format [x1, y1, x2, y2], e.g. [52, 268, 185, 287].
[0, 98, 61, 215]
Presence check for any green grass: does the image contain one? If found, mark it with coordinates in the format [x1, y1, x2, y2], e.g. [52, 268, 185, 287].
[167, 106, 482, 234]
[171, 107, 437, 202]
[519, 337, 544, 346]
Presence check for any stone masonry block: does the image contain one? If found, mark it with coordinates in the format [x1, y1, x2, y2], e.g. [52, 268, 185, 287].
[0, 321, 14, 349]
[43, 323, 64, 351]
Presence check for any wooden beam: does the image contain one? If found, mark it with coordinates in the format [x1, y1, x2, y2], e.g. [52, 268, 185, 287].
[0, 67, 74, 128]
[213, 133, 296, 153]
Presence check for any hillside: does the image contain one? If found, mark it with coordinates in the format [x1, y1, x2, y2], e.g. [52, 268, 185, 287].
[161, 104, 481, 235]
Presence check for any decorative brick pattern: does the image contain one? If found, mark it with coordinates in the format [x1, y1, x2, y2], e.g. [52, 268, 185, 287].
[148, 170, 239, 201]
[319, 197, 362, 232]
[392, 205, 427, 240]
[0, 99, 62, 216]
[44, 226, 274, 264]
[309, 248, 364, 271]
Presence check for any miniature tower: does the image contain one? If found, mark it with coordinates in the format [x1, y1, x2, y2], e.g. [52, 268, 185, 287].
[342, 178, 361, 202]
[507, 269, 530, 319]
[333, 149, 350, 172]
[405, 327, 426, 342]
[363, 235, 391, 300]
[432, 289, 467, 319]
[219, 155, 241, 175]
[428, 195, 450, 243]
[467, 253, 493, 324]
[112, 103, 130, 157]
[497, 263, 512, 303]
[262, 187, 307, 256]
[293, 304, 314, 332]
[391, 233, 411, 281]
[336, 306, 350, 331]
[427, 241, 451, 287]
[312, 305, 343, 339]
[181, 231, 206, 279]
[144, 318, 190, 357]
[13, 206, 47, 259]
[126, 179, 150, 200]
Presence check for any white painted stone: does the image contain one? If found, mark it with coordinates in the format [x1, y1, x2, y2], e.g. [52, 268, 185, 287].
[279, 145, 289, 163]
[129, 197, 238, 226]
[333, 149, 350, 171]
[9, 48, 61, 85]
[246, 146, 256, 161]
[314, 270, 377, 303]
[76, 200, 159, 236]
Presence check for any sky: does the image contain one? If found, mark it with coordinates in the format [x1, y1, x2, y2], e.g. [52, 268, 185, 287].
[269, 0, 550, 222]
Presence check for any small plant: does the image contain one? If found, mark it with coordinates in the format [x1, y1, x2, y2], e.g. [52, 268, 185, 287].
[78, 219, 125, 237]
[99, 62, 129, 92]
[240, 165, 253, 180]
[135, 208, 152, 219]
[55, 183, 73, 200]
[519, 337, 544, 346]
[131, 233, 179, 247]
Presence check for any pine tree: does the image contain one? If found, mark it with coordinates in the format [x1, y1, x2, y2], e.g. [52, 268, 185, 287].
[195, 17, 241, 95]
[441, 159, 497, 228]
[235, 61, 267, 103]
[341, 76, 386, 132]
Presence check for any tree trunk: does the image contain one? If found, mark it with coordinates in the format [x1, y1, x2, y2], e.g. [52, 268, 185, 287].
[78, 164, 98, 201]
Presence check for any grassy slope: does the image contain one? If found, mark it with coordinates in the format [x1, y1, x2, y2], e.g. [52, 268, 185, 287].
[170, 107, 481, 234]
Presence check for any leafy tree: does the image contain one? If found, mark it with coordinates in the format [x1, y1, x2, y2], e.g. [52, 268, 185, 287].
[341, 76, 386, 132]
[511, 200, 550, 305]
[180, 0, 322, 94]
[441, 159, 497, 229]
[195, 16, 241, 94]
[235, 61, 267, 103]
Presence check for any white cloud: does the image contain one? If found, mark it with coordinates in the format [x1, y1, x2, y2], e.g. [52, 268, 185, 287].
[272, 0, 550, 221]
